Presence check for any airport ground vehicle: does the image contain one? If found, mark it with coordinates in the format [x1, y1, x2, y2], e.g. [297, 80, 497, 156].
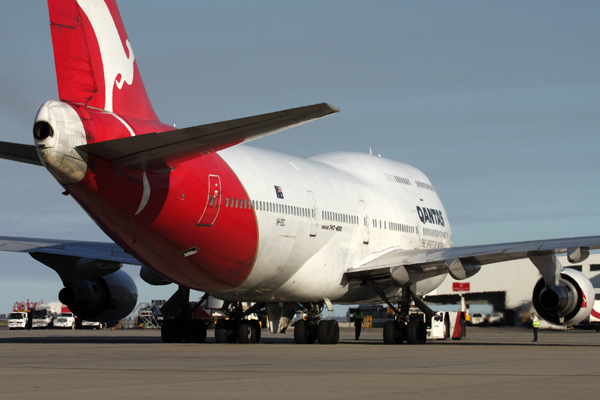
[31, 303, 63, 329]
[469, 313, 487, 326]
[53, 312, 76, 329]
[0, 0, 598, 345]
[8, 312, 30, 330]
[427, 311, 466, 340]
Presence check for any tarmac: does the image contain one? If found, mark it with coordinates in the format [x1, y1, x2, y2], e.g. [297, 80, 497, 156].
[0, 325, 598, 399]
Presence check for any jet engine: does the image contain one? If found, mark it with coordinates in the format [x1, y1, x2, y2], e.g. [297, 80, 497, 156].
[532, 268, 594, 326]
[59, 269, 138, 322]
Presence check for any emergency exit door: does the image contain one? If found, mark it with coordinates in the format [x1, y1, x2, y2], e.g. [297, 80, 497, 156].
[197, 175, 221, 227]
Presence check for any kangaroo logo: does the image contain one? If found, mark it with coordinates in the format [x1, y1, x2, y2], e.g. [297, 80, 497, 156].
[77, 0, 135, 113]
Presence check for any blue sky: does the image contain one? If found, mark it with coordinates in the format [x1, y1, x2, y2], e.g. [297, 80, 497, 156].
[0, 1, 598, 313]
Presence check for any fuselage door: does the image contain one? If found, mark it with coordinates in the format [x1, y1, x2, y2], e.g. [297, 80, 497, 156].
[360, 200, 369, 245]
[197, 174, 221, 227]
[307, 190, 318, 237]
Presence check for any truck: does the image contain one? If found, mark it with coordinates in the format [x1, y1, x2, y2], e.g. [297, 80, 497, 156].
[53, 306, 76, 329]
[8, 311, 30, 330]
[31, 302, 62, 329]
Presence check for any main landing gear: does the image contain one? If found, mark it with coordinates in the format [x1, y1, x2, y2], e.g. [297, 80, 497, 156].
[369, 282, 431, 345]
[160, 286, 208, 343]
[294, 303, 339, 345]
[214, 302, 265, 344]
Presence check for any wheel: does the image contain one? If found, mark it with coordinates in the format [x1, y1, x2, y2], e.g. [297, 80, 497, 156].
[406, 319, 426, 344]
[184, 319, 207, 343]
[384, 321, 404, 344]
[161, 318, 184, 343]
[215, 319, 228, 343]
[238, 321, 256, 344]
[317, 320, 330, 344]
[317, 320, 339, 344]
[225, 320, 239, 343]
[294, 320, 309, 344]
[383, 320, 396, 344]
[330, 320, 339, 344]
[250, 320, 261, 343]
[296, 321, 317, 344]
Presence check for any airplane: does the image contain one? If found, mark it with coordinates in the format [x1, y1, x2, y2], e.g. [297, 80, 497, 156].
[0, 0, 598, 345]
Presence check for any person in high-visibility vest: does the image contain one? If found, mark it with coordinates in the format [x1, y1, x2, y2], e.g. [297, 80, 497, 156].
[353, 310, 364, 340]
[532, 313, 540, 342]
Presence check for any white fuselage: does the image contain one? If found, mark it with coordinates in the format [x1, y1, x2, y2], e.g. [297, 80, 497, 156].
[215, 145, 453, 303]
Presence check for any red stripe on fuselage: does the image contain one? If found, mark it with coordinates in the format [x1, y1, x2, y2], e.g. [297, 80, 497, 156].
[66, 107, 258, 292]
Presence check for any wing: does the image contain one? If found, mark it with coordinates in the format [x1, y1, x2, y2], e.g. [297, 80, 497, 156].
[345, 235, 600, 285]
[0, 236, 140, 286]
[0, 236, 138, 263]
[77, 103, 339, 171]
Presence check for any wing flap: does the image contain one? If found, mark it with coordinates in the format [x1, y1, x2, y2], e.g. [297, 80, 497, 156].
[77, 103, 339, 171]
[0, 142, 42, 166]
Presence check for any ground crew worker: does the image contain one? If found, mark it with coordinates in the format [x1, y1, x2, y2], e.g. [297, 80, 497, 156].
[532, 313, 540, 342]
[353, 310, 364, 340]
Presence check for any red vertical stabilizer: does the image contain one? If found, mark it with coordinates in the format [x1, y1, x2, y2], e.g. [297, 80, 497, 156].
[48, 0, 158, 121]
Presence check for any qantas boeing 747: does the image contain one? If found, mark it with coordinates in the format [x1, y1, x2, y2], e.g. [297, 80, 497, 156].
[0, 0, 598, 345]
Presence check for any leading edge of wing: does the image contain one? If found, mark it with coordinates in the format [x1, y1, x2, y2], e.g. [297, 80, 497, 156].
[346, 234, 600, 280]
[0, 236, 139, 265]
[0, 142, 42, 166]
[78, 102, 340, 171]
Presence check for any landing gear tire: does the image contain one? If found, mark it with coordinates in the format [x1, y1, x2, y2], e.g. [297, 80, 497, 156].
[295, 320, 317, 344]
[294, 320, 308, 344]
[183, 319, 207, 343]
[317, 320, 339, 345]
[251, 320, 262, 343]
[161, 318, 184, 343]
[215, 319, 234, 343]
[406, 319, 426, 344]
[238, 321, 258, 344]
[383, 320, 404, 344]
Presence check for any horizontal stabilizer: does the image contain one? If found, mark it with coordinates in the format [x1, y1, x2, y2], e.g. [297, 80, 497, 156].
[0, 141, 42, 166]
[78, 103, 339, 171]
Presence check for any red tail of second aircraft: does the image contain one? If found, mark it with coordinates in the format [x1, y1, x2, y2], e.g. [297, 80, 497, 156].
[48, 0, 158, 121]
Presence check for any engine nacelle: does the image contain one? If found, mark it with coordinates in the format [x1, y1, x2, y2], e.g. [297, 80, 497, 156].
[59, 269, 138, 322]
[532, 268, 594, 326]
